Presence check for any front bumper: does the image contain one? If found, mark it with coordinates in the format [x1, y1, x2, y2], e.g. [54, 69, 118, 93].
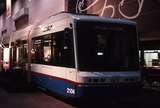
[75, 82, 143, 98]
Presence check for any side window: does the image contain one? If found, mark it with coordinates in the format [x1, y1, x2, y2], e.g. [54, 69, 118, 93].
[32, 38, 43, 64]
[61, 29, 75, 67]
[52, 29, 75, 68]
[52, 33, 62, 66]
[43, 35, 52, 64]
[32, 35, 52, 64]
[32, 29, 75, 68]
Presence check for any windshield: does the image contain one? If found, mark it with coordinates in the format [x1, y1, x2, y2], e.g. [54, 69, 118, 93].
[76, 21, 139, 71]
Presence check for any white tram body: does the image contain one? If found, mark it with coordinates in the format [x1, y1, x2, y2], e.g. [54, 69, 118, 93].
[5, 12, 141, 97]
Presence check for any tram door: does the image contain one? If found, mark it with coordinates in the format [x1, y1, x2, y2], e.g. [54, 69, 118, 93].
[15, 46, 27, 69]
[13, 40, 27, 68]
[3, 48, 11, 71]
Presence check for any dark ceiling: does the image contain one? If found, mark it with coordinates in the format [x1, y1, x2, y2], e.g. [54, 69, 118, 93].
[0, 0, 6, 15]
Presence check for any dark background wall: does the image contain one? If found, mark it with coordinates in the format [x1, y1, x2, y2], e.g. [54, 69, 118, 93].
[0, 0, 5, 15]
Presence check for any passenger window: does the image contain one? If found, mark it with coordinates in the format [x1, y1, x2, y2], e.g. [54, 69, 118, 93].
[43, 46, 51, 62]
[43, 36, 52, 64]
[61, 28, 75, 67]
[51, 30, 75, 67]
[32, 39, 43, 64]
[32, 30, 75, 68]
